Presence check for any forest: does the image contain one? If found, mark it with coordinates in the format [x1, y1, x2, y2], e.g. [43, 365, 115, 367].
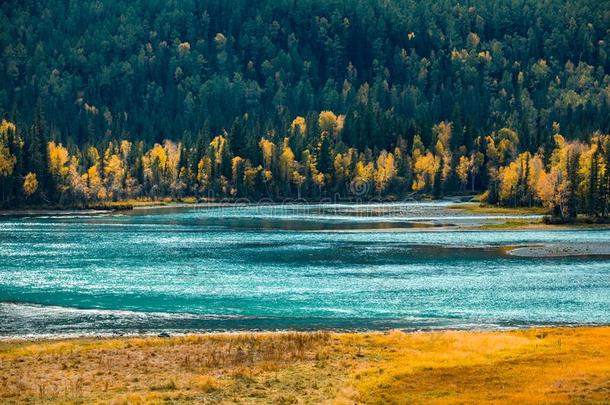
[1, 0, 610, 220]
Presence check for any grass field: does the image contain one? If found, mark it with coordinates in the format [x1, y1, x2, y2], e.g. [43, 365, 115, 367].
[1, 327, 609, 404]
[447, 203, 549, 216]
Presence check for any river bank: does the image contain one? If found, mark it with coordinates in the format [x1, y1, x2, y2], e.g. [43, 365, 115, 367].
[1, 327, 608, 404]
[0, 195, 470, 214]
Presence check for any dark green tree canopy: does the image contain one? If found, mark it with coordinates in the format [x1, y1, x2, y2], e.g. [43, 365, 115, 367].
[1, 0, 609, 149]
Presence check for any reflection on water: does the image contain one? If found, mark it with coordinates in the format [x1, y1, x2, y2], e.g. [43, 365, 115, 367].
[120, 201, 543, 228]
[0, 202, 607, 337]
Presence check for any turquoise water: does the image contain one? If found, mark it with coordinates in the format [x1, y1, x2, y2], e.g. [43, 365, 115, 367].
[0, 203, 608, 337]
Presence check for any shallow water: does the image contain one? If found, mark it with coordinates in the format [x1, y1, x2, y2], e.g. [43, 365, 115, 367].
[0, 202, 608, 337]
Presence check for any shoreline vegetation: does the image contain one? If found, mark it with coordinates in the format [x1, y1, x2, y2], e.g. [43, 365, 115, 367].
[1, 327, 608, 404]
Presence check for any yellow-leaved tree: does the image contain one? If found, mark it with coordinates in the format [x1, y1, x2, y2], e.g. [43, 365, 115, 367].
[433, 121, 452, 189]
[0, 120, 17, 180]
[333, 148, 355, 193]
[534, 134, 583, 219]
[259, 137, 275, 170]
[23, 172, 38, 197]
[318, 111, 337, 135]
[412, 151, 439, 192]
[498, 152, 545, 206]
[374, 150, 396, 194]
[209, 135, 226, 168]
[456, 155, 472, 190]
[290, 116, 307, 136]
[354, 159, 374, 196]
[279, 138, 296, 193]
[48, 141, 70, 193]
[231, 156, 245, 196]
[104, 152, 125, 199]
[197, 155, 212, 194]
[142, 143, 168, 196]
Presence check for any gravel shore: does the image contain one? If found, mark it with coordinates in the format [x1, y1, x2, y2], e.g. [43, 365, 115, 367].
[507, 242, 610, 257]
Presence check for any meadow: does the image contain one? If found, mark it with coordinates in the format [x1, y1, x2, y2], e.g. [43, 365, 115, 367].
[1, 327, 609, 404]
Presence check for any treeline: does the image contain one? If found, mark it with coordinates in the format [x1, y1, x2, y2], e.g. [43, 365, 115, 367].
[0, 113, 456, 204]
[1, 113, 610, 221]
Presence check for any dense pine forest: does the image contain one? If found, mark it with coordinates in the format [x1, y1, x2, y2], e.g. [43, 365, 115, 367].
[1, 0, 610, 220]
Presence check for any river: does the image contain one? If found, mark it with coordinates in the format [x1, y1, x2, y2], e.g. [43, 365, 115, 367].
[0, 202, 608, 337]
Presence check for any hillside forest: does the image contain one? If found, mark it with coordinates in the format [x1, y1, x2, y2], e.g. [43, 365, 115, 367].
[1, 0, 610, 220]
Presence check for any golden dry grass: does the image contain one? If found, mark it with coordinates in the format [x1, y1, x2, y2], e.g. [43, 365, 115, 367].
[448, 203, 549, 216]
[0, 327, 609, 404]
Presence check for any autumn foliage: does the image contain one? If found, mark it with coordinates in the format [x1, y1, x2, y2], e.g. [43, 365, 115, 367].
[0, 113, 609, 221]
